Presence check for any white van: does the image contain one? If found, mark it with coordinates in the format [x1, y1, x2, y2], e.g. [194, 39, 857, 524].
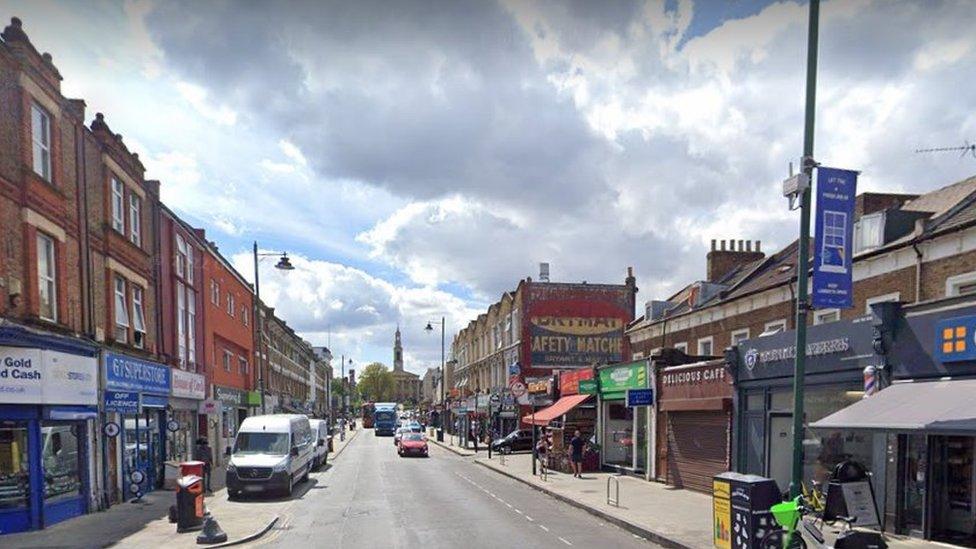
[225, 414, 314, 498]
[308, 419, 329, 470]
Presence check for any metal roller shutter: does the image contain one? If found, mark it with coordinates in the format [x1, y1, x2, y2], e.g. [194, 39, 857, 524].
[666, 410, 730, 493]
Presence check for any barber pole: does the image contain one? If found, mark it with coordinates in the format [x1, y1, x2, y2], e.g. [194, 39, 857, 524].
[862, 365, 877, 398]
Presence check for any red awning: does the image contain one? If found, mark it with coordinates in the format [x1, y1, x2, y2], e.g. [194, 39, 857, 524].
[522, 394, 591, 426]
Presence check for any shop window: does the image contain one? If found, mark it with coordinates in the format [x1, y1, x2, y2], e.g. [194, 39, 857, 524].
[36, 232, 58, 322]
[802, 385, 874, 486]
[111, 178, 125, 233]
[745, 392, 765, 411]
[41, 423, 83, 503]
[131, 285, 146, 349]
[770, 390, 793, 411]
[114, 276, 129, 342]
[0, 424, 30, 510]
[602, 402, 634, 467]
[31, 103, 52, 181]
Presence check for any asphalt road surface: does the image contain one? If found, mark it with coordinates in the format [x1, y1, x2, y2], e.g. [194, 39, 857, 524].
[255, 430, 662, 548]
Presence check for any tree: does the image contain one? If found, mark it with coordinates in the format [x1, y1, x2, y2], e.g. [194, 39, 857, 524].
[358, 362, 395, 402]
[331, 378, 347, 397]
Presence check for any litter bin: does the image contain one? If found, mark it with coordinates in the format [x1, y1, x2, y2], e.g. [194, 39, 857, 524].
[713, 472, 780, 548]
[436, 429, 444, 442]
[175, 475, 205, 533]
[180, 460, 205, 478]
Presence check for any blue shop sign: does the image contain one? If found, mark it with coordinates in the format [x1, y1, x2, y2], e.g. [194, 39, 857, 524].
[141, 394, 169, 409]
[626, 388, 654, 407]
[104, 391, 140, 414]
[104, 352, 170, 394]
[935, 315, 976, 363]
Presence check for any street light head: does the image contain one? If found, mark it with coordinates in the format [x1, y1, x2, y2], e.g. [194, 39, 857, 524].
[425, 322, 434, 332]
[275, 253, 295, 271]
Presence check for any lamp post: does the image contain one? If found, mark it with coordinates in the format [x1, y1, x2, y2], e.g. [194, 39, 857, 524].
[790, 0, 820, 499]
[425, 317, 445, 434]
[253, 242, 294, 415]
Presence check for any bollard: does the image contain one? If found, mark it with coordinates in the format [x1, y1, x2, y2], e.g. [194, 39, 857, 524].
[607, 476, 620, 507]
[196, 513, 228, 545]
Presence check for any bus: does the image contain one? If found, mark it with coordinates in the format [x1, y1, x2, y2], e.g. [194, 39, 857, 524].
[374, 402, 398, 436]
[361, 402, 375, 429]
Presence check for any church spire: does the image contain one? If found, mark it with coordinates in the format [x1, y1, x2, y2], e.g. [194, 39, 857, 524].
[394, 325, 403, 372]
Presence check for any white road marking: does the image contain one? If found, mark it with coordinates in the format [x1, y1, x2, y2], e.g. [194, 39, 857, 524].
[514, 508, 523, 514]
[525, 515, 534, 522]
[539, 525, 549, 532]
[505, 502, 513, 509]
[558, 536, 573, 545]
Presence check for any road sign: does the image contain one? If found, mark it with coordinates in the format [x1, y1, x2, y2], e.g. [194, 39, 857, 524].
[510, 380, 527, 398]
[626, 388, 654, 407]
[166, 419, 180, 433]
[490, 393, 500, 404]
[103, 422, 120, 438]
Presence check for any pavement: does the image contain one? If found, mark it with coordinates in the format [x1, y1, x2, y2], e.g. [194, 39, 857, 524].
[467, 450, 939, 549]
[5, 425, 360, 549]
[256, 426, 663, 548]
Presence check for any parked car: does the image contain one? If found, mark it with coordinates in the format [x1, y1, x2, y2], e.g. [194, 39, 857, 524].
[226, 414, 314, 499]
[491, 429, 533, 454]
[398, 433, 429, 457]
[308, 419, 330, 470]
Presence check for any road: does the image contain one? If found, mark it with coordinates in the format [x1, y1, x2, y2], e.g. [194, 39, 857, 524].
[254, 430, 661, 548]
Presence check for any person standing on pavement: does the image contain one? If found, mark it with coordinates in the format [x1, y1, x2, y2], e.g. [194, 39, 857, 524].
[570, 430, 585, 478]
[535, 433, 548, 473]
[193, 437, 213, 493]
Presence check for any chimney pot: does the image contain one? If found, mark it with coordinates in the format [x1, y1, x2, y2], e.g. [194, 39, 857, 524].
[746, 240, 752, 252]
[737, 239, 744, 251]
[720, 240, 726, 251]
[756, 240, 761, 252]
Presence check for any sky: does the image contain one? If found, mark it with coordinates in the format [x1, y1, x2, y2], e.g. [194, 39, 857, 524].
[5, 0, 975, 374]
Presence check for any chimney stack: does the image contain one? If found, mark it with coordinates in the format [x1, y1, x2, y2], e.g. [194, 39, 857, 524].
[539, 262, 550, 282]
[706, 239, 765, 282]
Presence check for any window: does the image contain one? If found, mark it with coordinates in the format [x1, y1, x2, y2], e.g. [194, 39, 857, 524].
[632, 352, 645, 359]
[674, 341, 688, 353]
[239, 356, 248, 375]
[210, 279, 219, 305]
[185, 242, 194, 284]
[227, 292, 235, 316]
[854, 213, 883, 254]
[947, 272, 976, 298]
[730, 328, 750, 346]
[763, 319, 787, 335]
[113, 276, 129, 342]
[128, 194, 141, 246]
[36, 233, 57, 322]
[187, 289, 196, 365]
[242, 307, 249, 327]
[131, 285, 146, 348]
[813, 308, 840, 325]
[31, 104, 52, 181]
[177, 281, 186, 366]
[111, 178, 125, 233]
[223, 350, 232, 372]
[697, 337, 714, 356]
[865, 292, 900, 314]
[175, 234, 187, 279]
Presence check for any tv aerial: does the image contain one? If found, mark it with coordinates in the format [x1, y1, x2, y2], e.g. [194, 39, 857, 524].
[915, 141, 976, 159]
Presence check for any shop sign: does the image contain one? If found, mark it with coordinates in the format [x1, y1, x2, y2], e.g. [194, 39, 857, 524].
[527, 379, 550, 394]
[935, 315, 976, 363]
[214, 386, 246, 407]
[626, 388, 654, 407]
[246, 391, 262, 406]
[559, 367, 594, 396]
[598, 361, 647, 397]
[0, 346, 98, 405]
[661, 365, 726, 386]
[104, 390, 140, 414]
[198, 399, 221, 415]
[530, 315, 625, 367]
[170, 369, 206, 400]
[141, 394, 168, 408]
[476, 394, 490, 410]
[104, 352, 170, 394]
[812, 167, 858, 309]
[578, 379, 598, 394]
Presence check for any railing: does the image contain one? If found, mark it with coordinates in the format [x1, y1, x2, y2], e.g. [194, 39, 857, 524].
[607, 475, 620, 507]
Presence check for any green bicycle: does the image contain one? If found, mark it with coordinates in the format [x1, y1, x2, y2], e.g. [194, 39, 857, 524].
[760, 495, 887, 549]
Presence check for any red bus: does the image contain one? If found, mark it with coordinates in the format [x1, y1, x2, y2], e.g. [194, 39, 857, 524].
[361, 402, 375, 428]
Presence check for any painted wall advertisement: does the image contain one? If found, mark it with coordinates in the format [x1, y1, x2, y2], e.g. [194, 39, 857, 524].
[529, 316, 625, 367]
[0, 346, 98, 405]
[812, 166, 858, 309]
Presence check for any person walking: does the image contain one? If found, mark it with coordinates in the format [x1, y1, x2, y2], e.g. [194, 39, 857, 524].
[570, 430, 585, 478]
[193, 437, 214, 493]
[535, 432, 548, 474]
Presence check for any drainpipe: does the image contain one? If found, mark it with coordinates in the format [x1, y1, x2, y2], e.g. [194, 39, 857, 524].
[911, 242, 923, 303]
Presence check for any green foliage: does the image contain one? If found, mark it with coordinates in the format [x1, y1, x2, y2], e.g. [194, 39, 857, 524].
[357, 362, 395, 402]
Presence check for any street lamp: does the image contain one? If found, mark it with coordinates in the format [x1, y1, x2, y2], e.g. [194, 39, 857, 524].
[253, 242, 294, 415]
[425, 317, 445, 437]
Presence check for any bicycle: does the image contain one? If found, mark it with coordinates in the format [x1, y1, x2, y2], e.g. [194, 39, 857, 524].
[760, 495, 886, 549]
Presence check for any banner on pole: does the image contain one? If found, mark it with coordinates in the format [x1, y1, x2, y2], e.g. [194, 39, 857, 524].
[812, 167, 858, 309]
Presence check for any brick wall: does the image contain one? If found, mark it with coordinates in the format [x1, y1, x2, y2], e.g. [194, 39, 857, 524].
[202, 246, 254, 392]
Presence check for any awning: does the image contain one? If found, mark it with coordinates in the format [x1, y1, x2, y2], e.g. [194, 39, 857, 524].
[522, 394, 591, 426]
[811, 379, 976, 435]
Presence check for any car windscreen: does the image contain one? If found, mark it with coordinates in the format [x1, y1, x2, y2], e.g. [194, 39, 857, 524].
[234, 432, 290, 455]
[403, 433, 424, 441]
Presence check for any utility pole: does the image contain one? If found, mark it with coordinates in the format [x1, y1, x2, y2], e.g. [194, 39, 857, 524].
[791, 0, 820, 499]
[254, 242, 266, 415]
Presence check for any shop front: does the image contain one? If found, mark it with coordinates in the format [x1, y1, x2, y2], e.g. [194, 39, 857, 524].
[734, 318, 885, 499]
[0, 327, 99, 535]
[102, 352, 170, 503]
[597, 360, 649, 474]
[214, 385, 247, 459]
[812, 300, 976, 545]
[655, 358, 732, 493]
[168, 369, 206, 464]
[523, 368, 598, 473]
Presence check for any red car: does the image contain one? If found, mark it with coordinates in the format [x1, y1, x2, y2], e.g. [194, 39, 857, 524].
[398, 433, 429, 457]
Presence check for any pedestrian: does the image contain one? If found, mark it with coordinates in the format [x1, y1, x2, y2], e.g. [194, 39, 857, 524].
[193, 437, 213, 493]
[535, 433, 548, 473]
[570, 429, 585, 478]
[470, 424, 479, 452]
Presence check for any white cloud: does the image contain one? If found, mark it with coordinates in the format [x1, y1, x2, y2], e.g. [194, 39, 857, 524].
[175, 81, 238, 125]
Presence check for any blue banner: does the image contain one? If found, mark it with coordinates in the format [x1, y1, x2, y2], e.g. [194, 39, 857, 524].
[104, 391, 140, 414]
[812, 167, 858, 309]
[935, 315, 976, 363]
[104, 352, 170, 394]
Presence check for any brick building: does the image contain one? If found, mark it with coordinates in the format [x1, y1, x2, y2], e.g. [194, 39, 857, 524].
[258, 302, 315, 414]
